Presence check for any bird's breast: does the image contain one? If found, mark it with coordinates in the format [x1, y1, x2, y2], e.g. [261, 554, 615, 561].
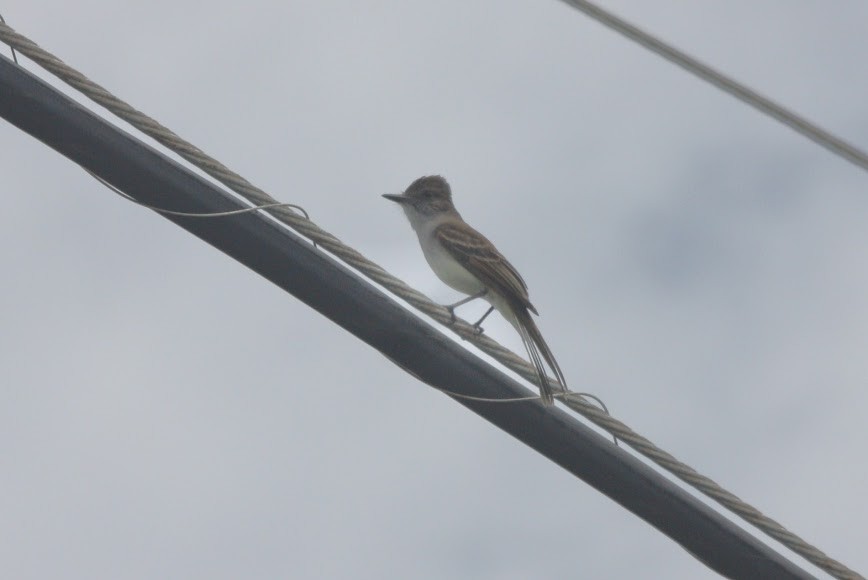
[419, 230, 486, 296]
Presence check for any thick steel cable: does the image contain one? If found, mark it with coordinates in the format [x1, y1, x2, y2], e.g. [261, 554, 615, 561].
[0, 21, 860, 580]
[557, 0, 868, 173]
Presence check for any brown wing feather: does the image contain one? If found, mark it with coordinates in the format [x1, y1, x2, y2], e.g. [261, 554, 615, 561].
[435, 222, 538, 314]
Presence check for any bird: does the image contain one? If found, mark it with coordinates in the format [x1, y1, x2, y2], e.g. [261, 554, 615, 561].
[383, 175, 566, 405]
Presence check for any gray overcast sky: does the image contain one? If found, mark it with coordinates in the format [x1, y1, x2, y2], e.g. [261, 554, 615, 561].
[2, 1, 867, 578]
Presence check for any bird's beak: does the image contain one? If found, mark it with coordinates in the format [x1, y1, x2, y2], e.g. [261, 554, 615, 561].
[382, 193, 409, 204]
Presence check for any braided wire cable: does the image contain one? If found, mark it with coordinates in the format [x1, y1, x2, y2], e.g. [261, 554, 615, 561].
[0, 20, 861, 580]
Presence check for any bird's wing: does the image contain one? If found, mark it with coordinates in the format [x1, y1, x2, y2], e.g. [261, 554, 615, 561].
[434, 221, 537, 314]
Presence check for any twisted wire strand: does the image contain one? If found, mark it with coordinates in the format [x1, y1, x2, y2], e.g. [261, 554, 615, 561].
[0, 21, 860, 580]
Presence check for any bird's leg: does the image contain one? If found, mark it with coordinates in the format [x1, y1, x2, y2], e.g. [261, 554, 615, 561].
[445, 290, 488, 323]
[470, 306, 494, 334]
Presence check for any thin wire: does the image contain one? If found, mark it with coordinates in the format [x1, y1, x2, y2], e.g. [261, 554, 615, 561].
[129, 199, 307, 219]
[433, 386, 611, 411]
[0, 20, 859, 580]
[98, 173, 310, 218]
[433, 389, 542, 403]
[0, 14, 18, 64]
[557, 0, 868, 173]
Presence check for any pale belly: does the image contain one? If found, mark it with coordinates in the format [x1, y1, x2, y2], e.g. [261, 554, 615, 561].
[420, 234, 486, 296]
[417, 231, 520, 330]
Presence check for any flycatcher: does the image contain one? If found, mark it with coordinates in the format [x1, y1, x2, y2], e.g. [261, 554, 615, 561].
[383, 175, 566, 405]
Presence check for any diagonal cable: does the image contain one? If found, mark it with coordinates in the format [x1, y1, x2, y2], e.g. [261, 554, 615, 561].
[556, 0, 868, 172]
[0, 20, 861, 580]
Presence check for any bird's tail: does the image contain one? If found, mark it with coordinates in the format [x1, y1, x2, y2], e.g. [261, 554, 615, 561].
[511, 306, 566, 406]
